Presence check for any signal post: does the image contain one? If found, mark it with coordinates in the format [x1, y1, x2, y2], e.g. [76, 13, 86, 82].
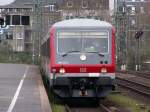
[135, 29, 143, 71]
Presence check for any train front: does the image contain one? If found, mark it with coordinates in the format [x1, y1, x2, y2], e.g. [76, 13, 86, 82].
[50, 19, 115, 98]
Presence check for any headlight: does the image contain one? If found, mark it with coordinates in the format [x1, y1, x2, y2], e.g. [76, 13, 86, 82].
[59, 68, 65, 74]
[101, 68, 107, 73]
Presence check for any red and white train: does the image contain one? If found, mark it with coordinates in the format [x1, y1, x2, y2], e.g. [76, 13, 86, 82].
[41, 19, 115, 98]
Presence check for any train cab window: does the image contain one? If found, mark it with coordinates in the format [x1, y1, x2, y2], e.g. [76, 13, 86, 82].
[57, 32, 82, 53]
[83, 32, 108, 53]
[57, 31, 109, 54]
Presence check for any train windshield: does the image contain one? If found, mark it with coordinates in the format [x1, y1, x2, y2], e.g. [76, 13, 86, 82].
[57, 31, 109, 54]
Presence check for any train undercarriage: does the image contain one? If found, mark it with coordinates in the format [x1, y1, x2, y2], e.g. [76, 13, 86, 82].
[49, 74, 115, 98]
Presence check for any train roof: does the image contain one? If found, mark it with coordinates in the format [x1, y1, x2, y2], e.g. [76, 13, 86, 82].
[53, 19, 112, 28]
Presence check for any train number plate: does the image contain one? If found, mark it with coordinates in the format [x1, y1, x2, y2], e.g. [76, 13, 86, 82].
[80, 68, 87, 73]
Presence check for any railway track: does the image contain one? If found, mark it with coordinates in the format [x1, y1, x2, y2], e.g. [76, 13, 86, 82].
[117, 77, 150, 97]
[65, 104, 114, 112]
[65, 104, 72, 112]
[99, 104, 113, 112]
[117, 70, 150, 79]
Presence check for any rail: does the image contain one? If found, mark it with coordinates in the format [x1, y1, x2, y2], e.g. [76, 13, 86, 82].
[117, 77, 150, 97]
[64, 103, 114, 112]
[99, 104, 113, 112]
[117, 70, 150, 79]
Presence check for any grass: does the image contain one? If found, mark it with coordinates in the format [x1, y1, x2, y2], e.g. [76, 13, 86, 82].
[48, 91, 150, 112]
[0, 45, 36, 64]
[0, 50, 36, 64]
[41, 72, 65, 112]
[47, 89, 65, 112]
[51, 103, 65, 112]
[108, 93, 150, 112]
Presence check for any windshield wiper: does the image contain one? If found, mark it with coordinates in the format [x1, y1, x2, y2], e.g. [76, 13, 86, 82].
[61, 50, 81, 57]
[86, 51, 105, 57]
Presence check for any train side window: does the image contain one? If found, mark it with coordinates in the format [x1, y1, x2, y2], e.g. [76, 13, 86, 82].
[41, 41, 46, 56]
[47, 38, 50, 58]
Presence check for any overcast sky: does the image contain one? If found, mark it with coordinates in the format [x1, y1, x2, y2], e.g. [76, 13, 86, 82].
[0, 0, 15, 6]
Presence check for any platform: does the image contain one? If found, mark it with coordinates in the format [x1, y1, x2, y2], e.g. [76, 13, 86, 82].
[0, 63, 52, 112]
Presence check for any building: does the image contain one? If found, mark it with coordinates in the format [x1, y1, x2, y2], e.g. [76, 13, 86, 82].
[0, 0, 112, 53]
[0, 0, 34, 52]
[47, 0, 111, 21]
